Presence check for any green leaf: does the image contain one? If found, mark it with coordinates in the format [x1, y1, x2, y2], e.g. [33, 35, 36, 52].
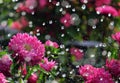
[0, 50, 7, 57]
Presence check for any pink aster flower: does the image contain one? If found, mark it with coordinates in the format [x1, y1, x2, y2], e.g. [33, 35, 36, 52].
[96, 5, 118, 17]
[112, 32, 120, 44]
[79, 65, 114, 83]
[17, 0, 37, 13]
[0, 55, 12, 77]
[70, 47, 84, 61]
[8, 33, 45, 65]
[39, 58, 56, 71]
[11, 21, 22, 30]
[106, 59, 120, 77]
[79, 65, 96, 80]
[38, 0, 48, 9]
[60, 13, 72, 27]
[19, 17, 28, 28]
[95, 0, 111, 7]
[0, 73, 7, 83]
[28, 73, 38, 83]
[25, 0, 37, 9]
[16, 3, 32, 13]
[85, 68, 114, 83]
[45, 40, 59, 48]
[11, 17, 28, 31]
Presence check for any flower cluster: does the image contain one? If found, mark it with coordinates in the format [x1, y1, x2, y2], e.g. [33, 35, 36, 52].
[45, 40, 59, 48]
[0, 33, 57, 82]
[70, 47, 84, 61]
[96, 5, 118, 17]
[80, 0, 111, 6]
[0, 55, 12, 77]
[8, 33, 45, 65]
[39, 58, 56, 71]
[106, 59, 120, 78]
[11, 17, 28, 30]
[112, 32, 120, 44]
[0, 73, 7, 83]
[79, 65, 114, 83]
[60, 13, 72, 28]
[28, 73, 38, 83]
[16, 0, 56, 13]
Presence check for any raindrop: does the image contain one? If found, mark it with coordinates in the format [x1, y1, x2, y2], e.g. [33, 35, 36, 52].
[100, 78, 103, 81]
[29, 31, 33, 35]
[56, 72, 59, 75]
[49, 0, 52, 2]
[109, 21, 114, 30]
[72, 8, 76, 12]
[61, 26, 64, 30]
[29, 21, 33, 25]
[56, 2, 60, 6]
[108, 13, 111, 17]
[51, 55, 54, 57]
[76, 65, 79, 68]
[7, 34, 11, 37]
[65, 48, 69, 51]
[115, 81, 118, 83]
[62, 11, 66, 15]
[31, 12, 35, 15]
[49, 20, 53, 24]
[14, 6, 18, 10]
[102, 43, 106, 47]
[59, 68, 62, 71]
[9, 12, 14, 17]
[96, 11, 100, 14]
[45, 35, 51, 40]
[92, 25, 96, 29]
[83, 0, 88, 3]
[42, 22, 46, 26]
[25, 57, 31, 62]
[77, 28, 80, 31]
[100, 19, 104, 22]
[62, 74, 66, 77]
[36, 33, 40, 36]
[36, 29, 40, 32]
[15, 53, 18, 56]
[83, 73, 89, 77]
[107, 51, 111, 57]
[21, 12, 26, 16]
[29, 24, 33, 27]
[60, 51, 65, 55]
[59, 8, 63, 12]
[90, 54, 95, 58]
[61, 34, 64, 37]
[29, 6, 34, 10]
[61, 1, 69, 8]
[64, 20, 67, 23]
[102, 50, 107, 56]
[110, 21, 114, 26]
[47, 51, 51, 54]
[71, 14, 80, 25]
[60, 44, 65, 48]
[1, 21, 7, 27]
[70, 70, 74, 74]
[54, 66, 58, 69]
[12, 0, 18, 2]
[65, 5, 70, 8]
[81, 4, 86, 10]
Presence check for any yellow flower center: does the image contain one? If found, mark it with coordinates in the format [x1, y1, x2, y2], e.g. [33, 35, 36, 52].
[24, 44, 32, 51]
